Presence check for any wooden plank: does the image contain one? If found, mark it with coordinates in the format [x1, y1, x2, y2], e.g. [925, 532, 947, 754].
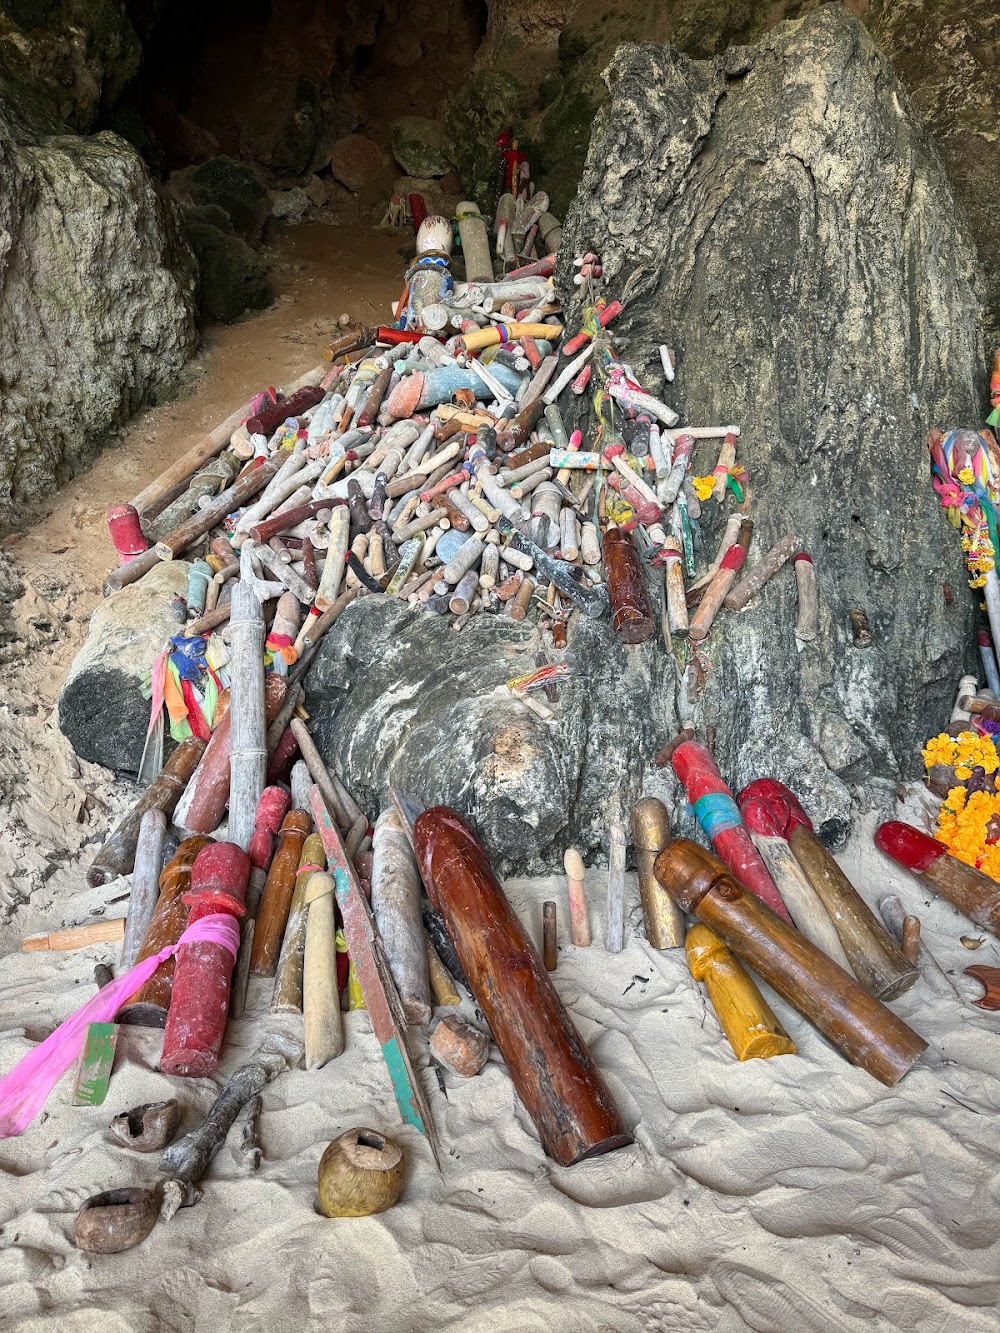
[73, 1022, 119, 1106]
[309, 786, 440, 1162]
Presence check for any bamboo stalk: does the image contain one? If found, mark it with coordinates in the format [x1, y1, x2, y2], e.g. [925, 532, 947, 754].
[371, 808, 432, 1026]
[288, 719, 356, 829]
[303, 872, 345, 1069]
[121, 809, 167, 970]
[605, 823, 627, 953]
[153, 458, 281, 562]
[87, 739, 205, 887]
[228, 583, 266, 852]
[129, 366, 325, 520]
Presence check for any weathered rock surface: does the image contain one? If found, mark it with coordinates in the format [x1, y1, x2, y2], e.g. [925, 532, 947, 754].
[60, 562, 190, 775]
[270, 187, 310, 225]
[0, 116, 197, 531]
[868, 0, 1000, 351]
[390, 117, 451, 179]
[329, 134, 382, 192]
[181, 205, 271, 325]
[555, 8, 982, 839]
[166, 156, 270, 241]
[305, 597, 676, 873]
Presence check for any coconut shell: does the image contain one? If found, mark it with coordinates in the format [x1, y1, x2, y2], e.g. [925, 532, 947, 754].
[73, 1186, 160, 1253]
[317, 1128, 404, 1218]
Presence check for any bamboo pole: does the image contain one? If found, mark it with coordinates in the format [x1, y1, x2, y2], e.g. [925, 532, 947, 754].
[228, 583, 266, 852]
[121, 809, 167, 969]
[605, 822, 627, 953]
[371, 808, 432, 1026]
[153, 457, 282, 561]
[288, 719, 357, 829]
[129, 366, 325, 520]
[303, 872, 345, 1069]
[87, 739, 205, 887]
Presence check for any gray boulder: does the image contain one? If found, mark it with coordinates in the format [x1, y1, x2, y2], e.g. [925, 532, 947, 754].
[60, 562, 190, 775]
[167, 155, 270, 241]
[307, 8, 984, 868]
[270, 187, 311, 224]
[305, 596, 676, 874]
[0, 119, 197, 532]
[390, 117, 451, 179]
[555, 7, 982, 838]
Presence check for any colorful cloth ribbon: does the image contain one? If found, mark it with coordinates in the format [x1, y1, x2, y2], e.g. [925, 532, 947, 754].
[0, 915, 240, 1139]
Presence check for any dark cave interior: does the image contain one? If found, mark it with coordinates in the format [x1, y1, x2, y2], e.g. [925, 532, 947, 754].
[124, 0, 489, 182]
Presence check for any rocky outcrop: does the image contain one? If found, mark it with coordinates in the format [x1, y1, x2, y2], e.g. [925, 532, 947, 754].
[59, 561, 190, 774]
[868, 0, 1000, 350]
[0, 115, 197, 531]
[389, 117, 451, 179]
[166, 156, 270, 241]
[181, 206, 271, 325]
[555, 7, 982, 838]
[305, 597, 677, 874]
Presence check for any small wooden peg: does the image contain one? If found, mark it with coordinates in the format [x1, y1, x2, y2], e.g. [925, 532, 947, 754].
[426, 941, 461, 1006]
[542, 901, 557, 971]
[563, 847, 591, 946]
[430, 1014, 490, 1077]
[901, 915, 921, 965]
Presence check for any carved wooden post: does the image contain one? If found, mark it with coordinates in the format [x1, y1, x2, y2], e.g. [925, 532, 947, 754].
[414, 806, 632, 1165]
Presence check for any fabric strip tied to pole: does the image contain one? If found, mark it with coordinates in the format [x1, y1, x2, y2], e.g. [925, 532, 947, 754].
[0, 915, 240, 1139]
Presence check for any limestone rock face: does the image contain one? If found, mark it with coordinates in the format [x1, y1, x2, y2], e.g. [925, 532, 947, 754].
[305, 597, 676, 874]
[0, 118, 197, 531]
[556, 8, 982, 838]
[867, 0, 1000, 350]
[59, 562, 190, 775]
[181, 206, 271, 325]
[166, 156, 270, 241]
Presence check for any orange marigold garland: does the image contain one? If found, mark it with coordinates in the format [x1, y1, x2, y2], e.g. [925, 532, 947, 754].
[921, 731, 999, 782]
[935, 786, 1000, 880]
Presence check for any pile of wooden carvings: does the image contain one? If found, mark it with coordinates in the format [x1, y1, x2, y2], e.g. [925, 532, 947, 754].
[8, 218, 1000, 1260]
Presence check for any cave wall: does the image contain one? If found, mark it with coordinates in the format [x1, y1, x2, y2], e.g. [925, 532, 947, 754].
[555, 6, 982, 835]
[447, 0, 1000, 348]
[0, 113, 197, 530]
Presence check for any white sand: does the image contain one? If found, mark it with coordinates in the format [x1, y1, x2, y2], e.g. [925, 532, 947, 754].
[2, 824, 999, 1332]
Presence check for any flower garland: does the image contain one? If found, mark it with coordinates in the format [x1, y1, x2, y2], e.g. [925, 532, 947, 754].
[935, 786, 1000, 880]
[922, 730, 1000, 879]
[921, 730, 999, 781]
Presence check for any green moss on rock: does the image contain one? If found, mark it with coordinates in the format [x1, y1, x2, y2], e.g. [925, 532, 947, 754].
[444, 73, 531, 213]
[182, 208, 272, 325]
[183, 156, 270, 241]
[536, 80, 599, 218]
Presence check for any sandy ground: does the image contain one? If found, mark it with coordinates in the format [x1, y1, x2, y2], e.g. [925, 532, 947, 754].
[2, 224, 1000, 1333]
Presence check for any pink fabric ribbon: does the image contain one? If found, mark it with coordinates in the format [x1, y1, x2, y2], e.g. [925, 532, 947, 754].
[0, 914, 240, 1139]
